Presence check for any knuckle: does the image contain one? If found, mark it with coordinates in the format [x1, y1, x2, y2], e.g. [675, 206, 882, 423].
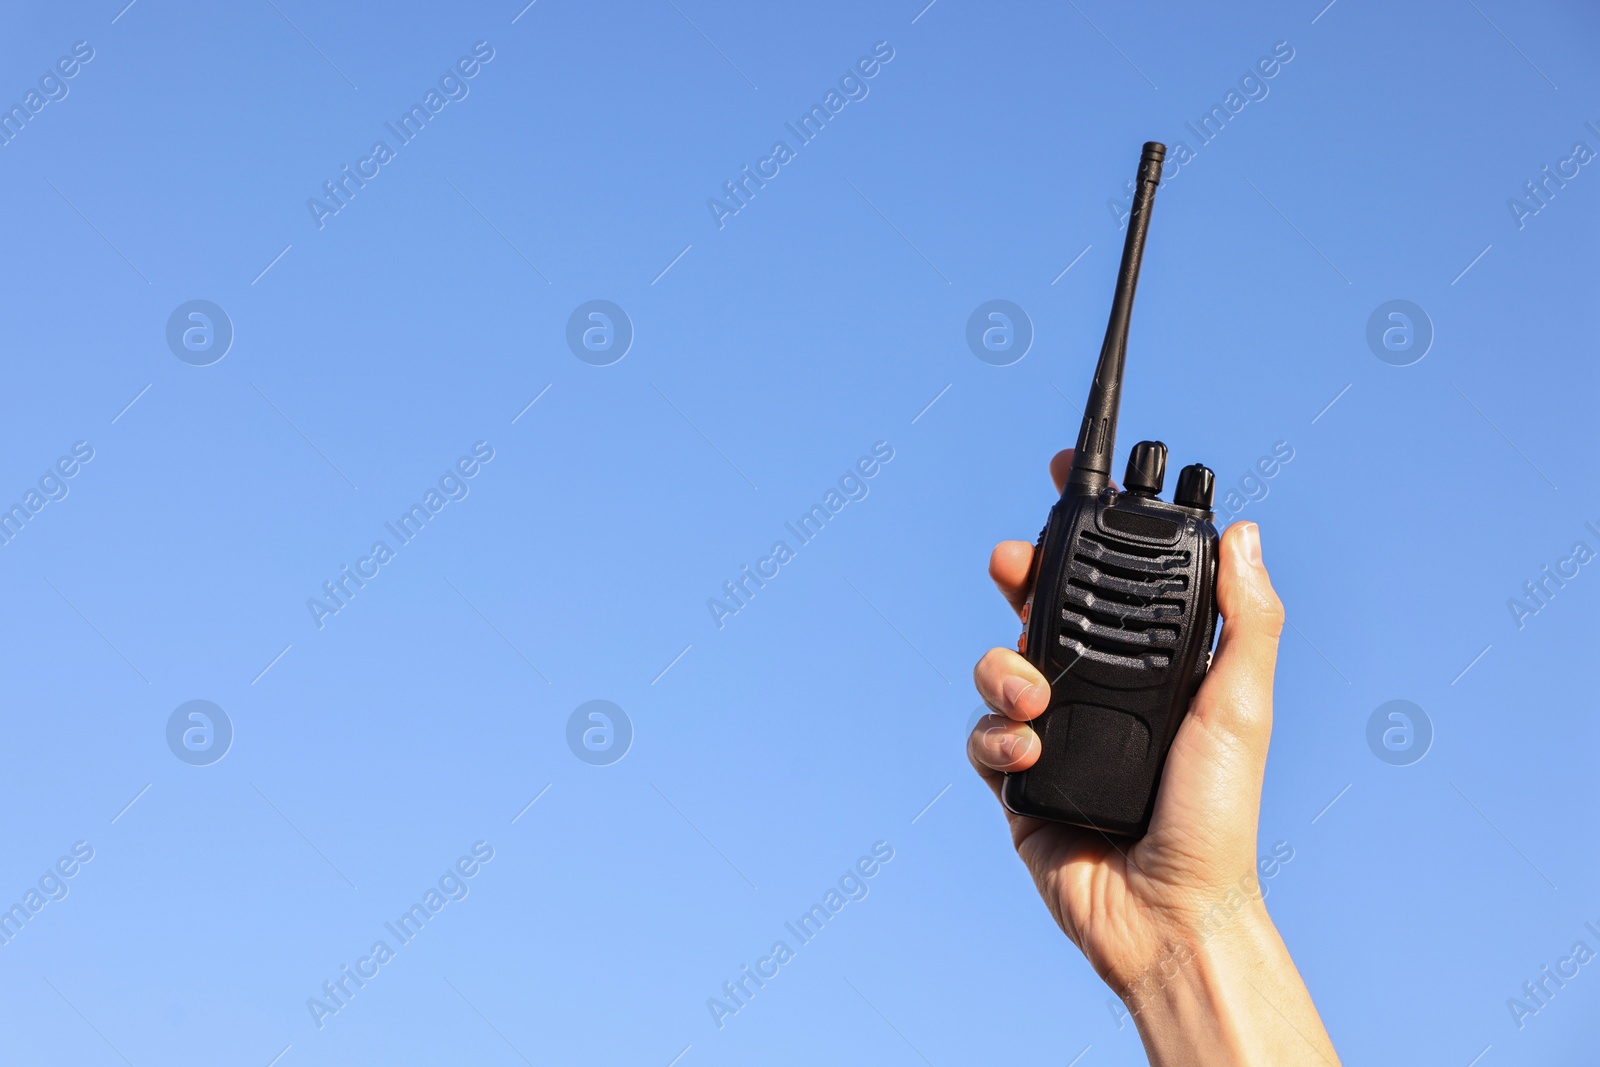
[1260, 593, 1285, 637]
[1243, 581, 1285, 638]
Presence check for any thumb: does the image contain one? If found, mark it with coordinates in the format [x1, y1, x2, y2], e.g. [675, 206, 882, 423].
[1189, 521, 1284, 749]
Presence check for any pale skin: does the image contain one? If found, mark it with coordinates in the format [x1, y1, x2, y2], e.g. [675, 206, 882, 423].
[969, 449, 1340, 1066]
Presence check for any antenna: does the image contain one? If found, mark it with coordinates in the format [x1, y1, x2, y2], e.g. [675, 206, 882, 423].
[1063, 141, 1165, 498]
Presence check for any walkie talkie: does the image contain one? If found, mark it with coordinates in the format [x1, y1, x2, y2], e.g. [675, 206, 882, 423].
[1002, 142, 1220, 839]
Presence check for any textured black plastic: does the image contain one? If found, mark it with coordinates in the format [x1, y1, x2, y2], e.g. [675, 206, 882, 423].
[1174, 463, 1216, 510]
[1003, 490, 1219, 837]
[1123, 440, 1167, 495]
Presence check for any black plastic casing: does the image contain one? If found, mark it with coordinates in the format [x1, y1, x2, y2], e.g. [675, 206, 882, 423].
[1002, 488, 1220, 838]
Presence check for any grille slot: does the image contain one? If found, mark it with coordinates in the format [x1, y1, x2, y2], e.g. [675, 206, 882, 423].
[1064, 581, 1184, 626]
[1065, 558, 1187, 599]
[1080, 531, 1188, 564]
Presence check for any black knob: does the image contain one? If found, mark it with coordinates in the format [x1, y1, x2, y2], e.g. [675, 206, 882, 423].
[1174, 464, 1215, 510]
[1123, 441, 1167, 496]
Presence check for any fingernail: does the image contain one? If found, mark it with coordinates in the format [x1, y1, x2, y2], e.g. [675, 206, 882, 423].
[998, 731, 1033, 763]
[1239, 522, 1262, 568]
[1000, 675, 1037, 713]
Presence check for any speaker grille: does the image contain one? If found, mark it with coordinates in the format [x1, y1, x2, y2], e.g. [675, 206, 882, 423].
[1058, 534, 1189, 671]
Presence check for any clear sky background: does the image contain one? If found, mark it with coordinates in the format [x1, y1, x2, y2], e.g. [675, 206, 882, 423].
[0, 1, 1596, 1064]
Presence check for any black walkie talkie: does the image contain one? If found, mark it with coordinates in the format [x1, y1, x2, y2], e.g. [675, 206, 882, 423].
[1002, 142, 1220, 839]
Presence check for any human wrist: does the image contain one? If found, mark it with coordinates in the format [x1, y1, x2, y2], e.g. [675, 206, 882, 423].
[1116, 905, 1339, 1067]
[1107, 865, 1275, 1002]
[1122, 906, 1275, 1063]
[1120, 900, 1270, 1009]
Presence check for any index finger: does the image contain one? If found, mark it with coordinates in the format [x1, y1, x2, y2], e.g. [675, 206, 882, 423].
[1049, 447, 1075, 495]
[1049, 447, 1118, 495]
[989, 540, 1036, 618]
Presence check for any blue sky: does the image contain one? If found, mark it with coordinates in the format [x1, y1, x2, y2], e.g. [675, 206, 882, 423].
[0, 1, 1595, 1064]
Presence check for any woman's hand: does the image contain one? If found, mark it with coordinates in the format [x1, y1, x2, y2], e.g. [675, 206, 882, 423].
[968, 448, 1339, 1066]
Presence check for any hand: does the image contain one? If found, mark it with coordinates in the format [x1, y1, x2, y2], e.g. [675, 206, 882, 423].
[968, 449, 1339, 1066]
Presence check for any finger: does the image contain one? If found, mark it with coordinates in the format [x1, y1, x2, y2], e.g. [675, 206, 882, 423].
[973, 647, 1051, 721]
[989, 540, 1035, 617]
[1050, 447, 1117, 495]
[1049, 448, 1075, 494]
[967, 713, 1040, 775]
[1189, 521, 1284, 749]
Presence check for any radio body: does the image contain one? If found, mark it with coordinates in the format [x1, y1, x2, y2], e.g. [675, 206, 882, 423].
[1000, 142, 1221, 839]
[1004, 470, 1219, 837]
